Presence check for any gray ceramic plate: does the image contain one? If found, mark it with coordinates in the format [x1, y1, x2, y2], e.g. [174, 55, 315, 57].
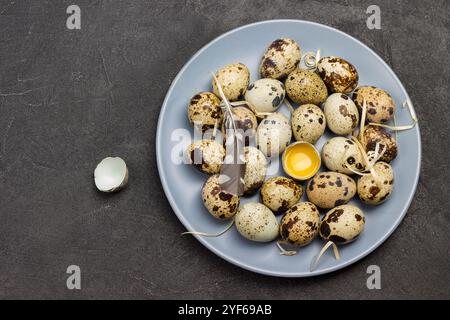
[156, 20, 421, 277]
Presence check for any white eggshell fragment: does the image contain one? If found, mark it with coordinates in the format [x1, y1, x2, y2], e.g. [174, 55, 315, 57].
[291, 104, 326, 144]
[260, 38, 301, 80]
[322, 137, 364, 175]
[317, 56, 359, 94]
[235, 203, 279, 242]
[212, 63, 250, 101]
[94, 157, 129, 192]
[324, 93, 359, 135]
[256, 112, 292, 157]
[319, 205, 365, 244]
[245, 78, 286, 116]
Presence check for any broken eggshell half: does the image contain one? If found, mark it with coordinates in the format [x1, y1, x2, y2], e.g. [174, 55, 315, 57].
[94, 157, 129, 192]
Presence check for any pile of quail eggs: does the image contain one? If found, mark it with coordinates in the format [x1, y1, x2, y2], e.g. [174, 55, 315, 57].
[185, 37, 400, 269]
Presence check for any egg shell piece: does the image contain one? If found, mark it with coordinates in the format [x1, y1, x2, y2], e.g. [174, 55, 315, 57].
[235, 202, 279, 242]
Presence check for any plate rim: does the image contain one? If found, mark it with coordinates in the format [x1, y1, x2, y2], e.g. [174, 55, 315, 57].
[156, 19, 422, 277]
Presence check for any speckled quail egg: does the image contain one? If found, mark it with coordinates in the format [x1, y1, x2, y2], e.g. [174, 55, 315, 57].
[291, 104, 326, 144]
[260, 176, 303, 213]
[280, 202, 320, 246]
[357, 162, 394, 205]
[235, 202, 279, 242]
[256, 112, 292, 157]
[187, 92, 223, 132]
[319, 205, 365, 244]
[243, 146, 268, 195]
[285, 69, 328, 105]
[245, 78, 285, 116]
[361, 125, 398, 162]
[324, 93, 359, 135]
[186, 140, 225, 174]
[202, 174, 240, 219]
[260, 38, 301, 80]
[212, 63, 250, 101]
[322, 137, 364, 175]
[306, 172, 356, 209]
[221, 104, 257, 145]
[317, 56, 359, 94]
[353, 86, 396, 123]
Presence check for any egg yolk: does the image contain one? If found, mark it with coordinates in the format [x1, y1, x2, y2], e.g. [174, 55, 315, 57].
[284, 143, 320, 179]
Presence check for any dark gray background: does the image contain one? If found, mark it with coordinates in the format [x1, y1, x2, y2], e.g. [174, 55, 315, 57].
[0, 0, 448, 299]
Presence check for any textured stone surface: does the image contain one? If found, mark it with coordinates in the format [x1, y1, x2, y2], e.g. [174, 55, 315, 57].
[0, 0, 448, 299]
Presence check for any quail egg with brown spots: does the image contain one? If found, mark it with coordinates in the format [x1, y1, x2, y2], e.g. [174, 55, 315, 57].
[243, 146, 268, 196]
[245, 78, 285, 116]
[280, 202, 320, 246]
[357, 162, 394, 205]
[256, 112, 292, 157]
[361, 125, 398, 162]
[322, 137, 364, 175]
[317, 56, 359, 94]
[319, 205, 365, 244]
[186, 140, 225, 174]
[187, 92, 223, 132]
[291, 104, 326, 144]
[324, 93, 359, 135]
[260, 176, 303, 213]
[202, 174, 240, 219]
[212, 63, 250, 101]
[221, 104, 257, 145]
[235, 202, 279, 242]
[306, 172, 356, 209]
[260, 38, 301, 80]
[353, 86, 396, 123]
[285, 69, 328, 105]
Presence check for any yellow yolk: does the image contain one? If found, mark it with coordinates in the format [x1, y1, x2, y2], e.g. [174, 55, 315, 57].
[284, 143, 320, 179]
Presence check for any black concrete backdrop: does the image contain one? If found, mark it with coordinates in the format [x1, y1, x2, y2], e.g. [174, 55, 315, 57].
[0, 0, 448, 299]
